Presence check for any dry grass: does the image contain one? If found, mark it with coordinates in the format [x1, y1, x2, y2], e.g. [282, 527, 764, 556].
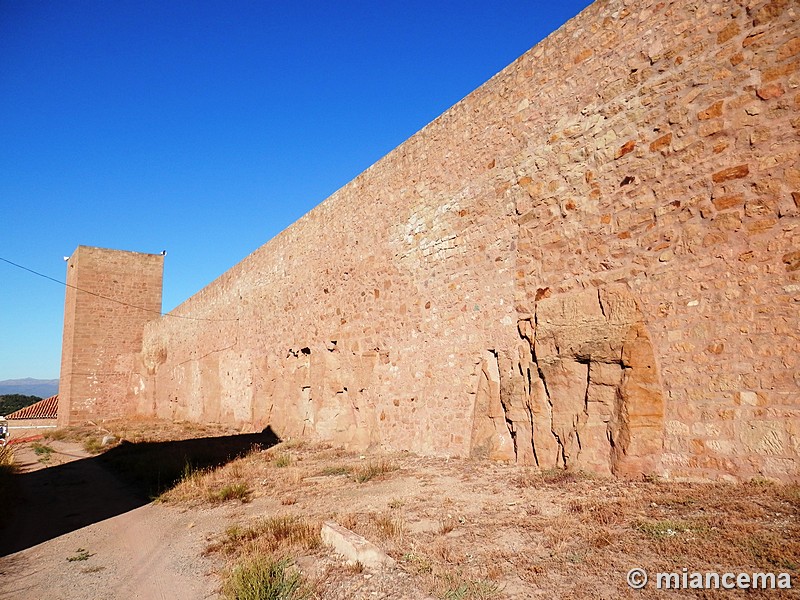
[194, 439, 797, 597]
[222, 554, 312, 600]
[369, 512, 405, 543]
[428, 570, 502, 600]
[207, 515, 322, 559]
[42, 420, 798, 598]
[513, 467, 590, 488]
[31, 442, 55, 463]
[208, 514, 322, 598]
[158, 459, 254, 505]
[273, 452, 292, 468]
[0, 444, 17, 525]
[44, 418, 240, 449]
[156, 441, 402, 509]
[43, 419, 256, 499]
[44, 424, 109, 454]
[0, 444, 15, 470]
[318, 465, 351, 477]
[438, 515, 457, 535]
[352, 459, 396, 483]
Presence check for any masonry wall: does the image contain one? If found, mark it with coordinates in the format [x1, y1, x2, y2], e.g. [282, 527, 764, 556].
[508, 0, 799, 481]
[7, 419, 57, 440]
[59, 246, 164, 425]
[127, 0, 799, 481]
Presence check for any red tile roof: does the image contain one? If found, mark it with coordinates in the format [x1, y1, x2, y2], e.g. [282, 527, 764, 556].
[5, 394, 58, 420]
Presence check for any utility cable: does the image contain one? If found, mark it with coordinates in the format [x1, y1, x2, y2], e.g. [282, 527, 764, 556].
[0, 255, 238, 322]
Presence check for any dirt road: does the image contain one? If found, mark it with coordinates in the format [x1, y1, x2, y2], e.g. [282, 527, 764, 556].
[0, 441, 223, 600]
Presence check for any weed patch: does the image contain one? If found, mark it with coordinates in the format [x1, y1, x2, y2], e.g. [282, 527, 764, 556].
[209, 482, 251, 504]
[319, 465, 351, 477]
[634, 519, 697, 539]
[515, 468, 589, 488]
[370, 512, 405, 543]
[223, 554, 311, 600]
[273, 453, 292, 468]
[430, 570, 502, 600]
[438, 515, 458, 535]
[779, 483, 800, 507]
[67, 548, 94, 562]
[32, 442, 55, 463]
[402, 552, 433, 575]
[353, 460, 396, 483]
[83, 437, 104, 454]
[208, 515, 321, 559]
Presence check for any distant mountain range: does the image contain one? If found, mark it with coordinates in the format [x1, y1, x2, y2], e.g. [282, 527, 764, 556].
[0, 378, 59, 398]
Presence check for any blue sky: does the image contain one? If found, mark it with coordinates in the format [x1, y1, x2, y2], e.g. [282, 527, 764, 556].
[0, 0, 593, 381]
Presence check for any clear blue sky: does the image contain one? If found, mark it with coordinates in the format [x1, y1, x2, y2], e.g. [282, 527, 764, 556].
[0, 0, 593, 381]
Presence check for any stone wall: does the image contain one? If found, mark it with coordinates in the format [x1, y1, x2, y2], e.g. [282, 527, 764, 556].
[507, 0, 799, 481]
[59, 246, 164, 425]
[7, 419, 57, 440]
[120, 0, 797, 481]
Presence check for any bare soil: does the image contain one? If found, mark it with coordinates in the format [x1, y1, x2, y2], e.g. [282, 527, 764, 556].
[1, 420, 798, 599]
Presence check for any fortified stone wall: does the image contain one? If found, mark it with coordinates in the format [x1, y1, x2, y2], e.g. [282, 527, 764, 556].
[59, 246, 164, 425]
[506, 0, 799, 480]
[124, 0, 798, 481]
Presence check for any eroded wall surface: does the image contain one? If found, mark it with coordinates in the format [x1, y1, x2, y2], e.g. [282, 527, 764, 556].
[128, 0, 799, 480]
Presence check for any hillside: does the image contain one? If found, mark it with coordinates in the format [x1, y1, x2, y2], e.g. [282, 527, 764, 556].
[0, 394, 43, 417]
[0, 378, 58, 398]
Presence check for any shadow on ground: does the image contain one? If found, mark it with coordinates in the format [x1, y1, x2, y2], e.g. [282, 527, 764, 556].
[0, 428, 280, 556]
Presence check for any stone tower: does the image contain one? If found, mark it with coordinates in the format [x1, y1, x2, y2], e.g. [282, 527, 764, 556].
[58, 246, 164, 426]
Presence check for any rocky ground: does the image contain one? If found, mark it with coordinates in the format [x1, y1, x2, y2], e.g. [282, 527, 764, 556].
[0, 420, 798, 599]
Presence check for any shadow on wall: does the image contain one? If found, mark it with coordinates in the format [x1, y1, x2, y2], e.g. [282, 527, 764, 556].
[0, 428, 280, 556]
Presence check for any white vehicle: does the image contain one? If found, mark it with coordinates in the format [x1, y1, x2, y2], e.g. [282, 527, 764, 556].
[0, 418, 8, 446]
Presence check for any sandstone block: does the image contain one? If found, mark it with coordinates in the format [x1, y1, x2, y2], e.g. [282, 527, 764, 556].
[757, 83, 785, 100]
[615, 140, 636, 159]
[782, 251, 800, 271]
[717, 21, 740, 45]
[777, 37, 800, 61]
[712, 194, 744, 210]
[321, 521, 395, 569]
[698, 120, 724, 137]
[649, 132, 672, 152]
[712, 164, 749, 183]
[698, 100, 724, 120]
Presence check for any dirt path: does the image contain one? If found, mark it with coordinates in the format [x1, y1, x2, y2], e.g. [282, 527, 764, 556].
[0, 441, 224, 600]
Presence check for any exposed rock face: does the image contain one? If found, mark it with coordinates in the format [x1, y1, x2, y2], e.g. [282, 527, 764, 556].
[470, 286, 664, 477]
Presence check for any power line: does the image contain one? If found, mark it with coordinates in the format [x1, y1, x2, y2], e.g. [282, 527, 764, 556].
[0, 256, 238, 322]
